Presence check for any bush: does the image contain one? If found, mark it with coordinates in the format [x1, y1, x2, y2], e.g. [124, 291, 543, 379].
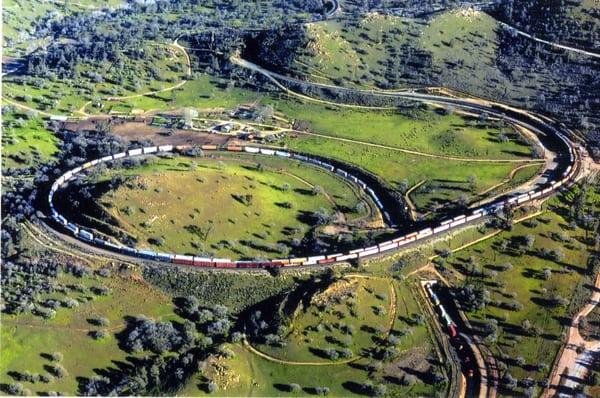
[6, 383, 23, 395]
[50, 364, 68, 378]
[289, 383, 301, 393]
[90, 330, 108, 340]
[207, 381, 217, 393]
[124, 317, 183, 354]
[51, 352, 63, 362]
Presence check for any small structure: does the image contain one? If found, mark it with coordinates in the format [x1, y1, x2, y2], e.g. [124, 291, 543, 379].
[50, 115, 68, 122]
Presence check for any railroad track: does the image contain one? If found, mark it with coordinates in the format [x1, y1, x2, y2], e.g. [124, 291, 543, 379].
[42, 69, 585, 270]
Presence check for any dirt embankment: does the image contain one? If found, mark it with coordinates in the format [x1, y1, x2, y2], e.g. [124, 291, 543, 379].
[63, 119, 232, 146]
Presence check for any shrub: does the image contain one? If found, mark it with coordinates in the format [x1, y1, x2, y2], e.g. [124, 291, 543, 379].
[90, 330, 108, 340]
[207, 381, 217, 393]
[50, 364, 68, 378]
[51, 352, 63, 362]
[6, 383, 23, 395]
[289, 383, 301, 393]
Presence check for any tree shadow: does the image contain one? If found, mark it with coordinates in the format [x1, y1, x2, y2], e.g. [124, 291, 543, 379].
[342, 381, 367, 395]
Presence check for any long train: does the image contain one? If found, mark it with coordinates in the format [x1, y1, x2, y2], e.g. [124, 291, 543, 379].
[48, 135, 578, 269]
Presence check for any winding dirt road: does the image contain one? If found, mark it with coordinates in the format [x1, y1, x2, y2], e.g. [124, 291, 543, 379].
[545, 271, 600, 397]
[294, 130, 544, 163]
[496, 20, 600, 60]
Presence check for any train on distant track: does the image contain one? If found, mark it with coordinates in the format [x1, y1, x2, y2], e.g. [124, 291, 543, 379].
[425, 282, 458, 337]
[48, 133, 577, 269]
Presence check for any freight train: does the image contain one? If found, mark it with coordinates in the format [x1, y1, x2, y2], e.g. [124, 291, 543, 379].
[425, 282, 458, 337]
[48, 136, 578, 269]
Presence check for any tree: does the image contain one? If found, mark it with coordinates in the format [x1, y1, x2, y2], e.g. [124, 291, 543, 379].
[51, 364, 68, 378]
[289, 383, 301, 393]
[372, 384, 386, 397]
[213, 304, 228, 318]
[90, 330, 108, 340]
[440, 248, 452, 258]
[340, 348, 353, 358]
[399, 179, 409, 194]
[354, 201, 367, 213]
[502, 372, 517, 388]
[413, 313, 426, 325]
[325, 348, 339, 360]
[402, 374, 416, 386]
[7, 383, 24, 395]
[312, 208, 330, 225]
[51, 352, 63, 362]
[207, 381, 217, 393]
[468, 175, 478, 193]
[524, 234, 536, 250]
[542, 268, 552, 280]
[515, 356, 525, 366]
[522, 319, 532, 334]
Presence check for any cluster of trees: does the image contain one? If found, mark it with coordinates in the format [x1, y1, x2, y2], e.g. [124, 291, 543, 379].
[494, 0, 600, 49]
[23, 0, 330, 80]
[82, 298, 239, 395]
[453, 283, 491, 311]
[124, 317, 191, 354]
[1, 123, 127, 316]
[495, 28, 600, 155]
[80, 349, 201, 396]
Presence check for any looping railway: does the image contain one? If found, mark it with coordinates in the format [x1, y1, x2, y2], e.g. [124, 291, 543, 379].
[46, 101, 582, 269]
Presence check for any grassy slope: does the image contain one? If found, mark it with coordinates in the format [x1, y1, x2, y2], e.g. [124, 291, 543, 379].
[255, 277, 392, 362]
[447, 187, 599, 384]
[276, 102, 533, 160]
[1, 110, 60, 169]
[281, 9, 568, 110]
[180, 280, 438, 397]
[93, 155, 366, 259]
[284, 134, 522, 205]
[0, 271, 178, 395]
[3, 44, 187, 115]
[102, 75, 261, 113]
